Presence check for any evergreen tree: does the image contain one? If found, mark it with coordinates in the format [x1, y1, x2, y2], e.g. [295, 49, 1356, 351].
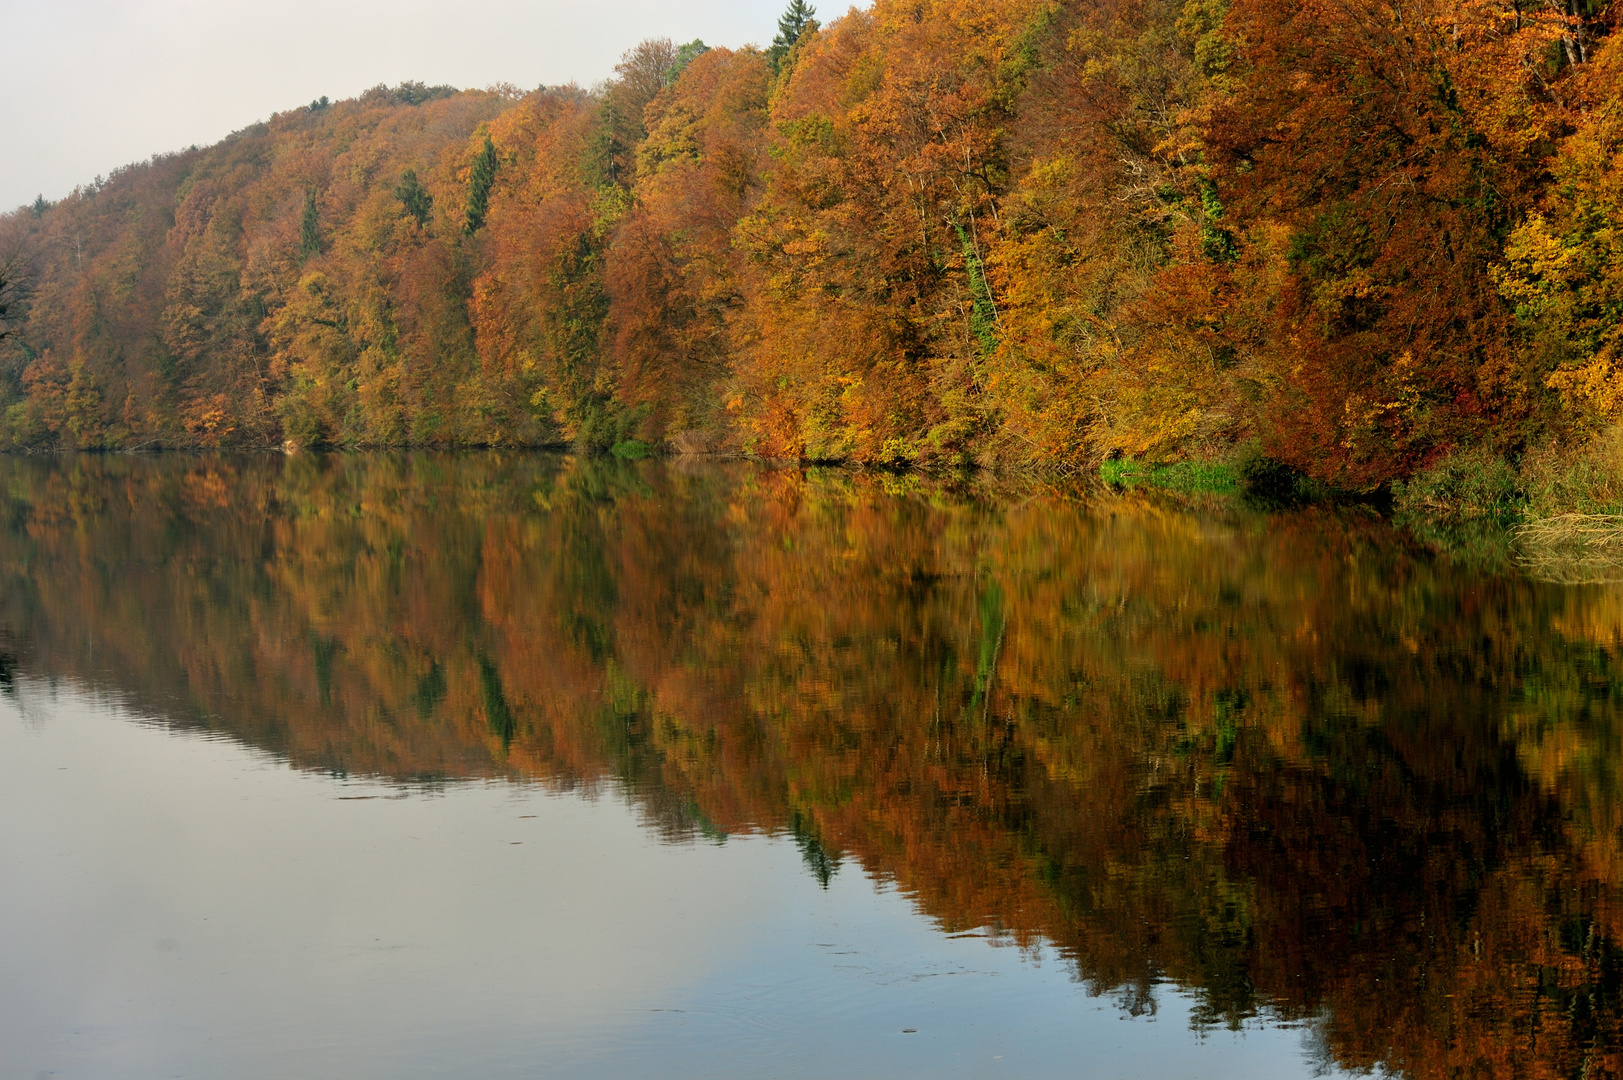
[30, 195, 46, 218]
[768, 0, 817, 73]
[299, 188, 321, 260]
[464, 136, 498, 235]
[395, 169, 434, 229]
[0, 263, 12, 341]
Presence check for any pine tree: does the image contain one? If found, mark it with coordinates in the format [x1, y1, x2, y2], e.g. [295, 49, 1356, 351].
[768, 0, 817, 73]
[299, 188, 320, 260]
[395, 169, 433, 229]
[464, 136, 498, 235]
[0, 263, 12, 340]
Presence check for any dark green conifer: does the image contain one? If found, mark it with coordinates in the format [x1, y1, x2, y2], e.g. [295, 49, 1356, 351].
[464, 136, 498, 235]
[395, 169, 434, 229]
[768, 0, 817, 73]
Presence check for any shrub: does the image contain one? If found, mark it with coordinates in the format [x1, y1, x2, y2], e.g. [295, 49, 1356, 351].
[1520, 425, 1623, 518]
[1391, 446, 1521, 521]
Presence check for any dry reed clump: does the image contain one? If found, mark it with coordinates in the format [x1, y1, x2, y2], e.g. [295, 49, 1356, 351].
[1513, 514, 1623, 584]
[1520, 424, 1623, 517]
[668, 429, 716, 456]
[1515, 514, 1623, 544]
[1508, 427, 1623, 583]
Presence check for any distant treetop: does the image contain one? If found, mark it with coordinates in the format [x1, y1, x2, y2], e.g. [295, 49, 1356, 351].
[671, 39, 710, 82]
[355, 82, 460, 109]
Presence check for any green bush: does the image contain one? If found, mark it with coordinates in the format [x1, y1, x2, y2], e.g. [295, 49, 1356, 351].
[1231, 442, 1331, 504]
[1391, 446, 1521, 522]
[610, 439, 653, 460]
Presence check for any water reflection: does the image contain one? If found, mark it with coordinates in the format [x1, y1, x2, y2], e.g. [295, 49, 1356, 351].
[1, 452, 1620, 1078]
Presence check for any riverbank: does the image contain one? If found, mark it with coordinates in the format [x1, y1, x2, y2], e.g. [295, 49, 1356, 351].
[1101, 426, 1623, 582]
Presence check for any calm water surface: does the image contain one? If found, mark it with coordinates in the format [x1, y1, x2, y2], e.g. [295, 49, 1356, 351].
[1, 453, 1619, 1079]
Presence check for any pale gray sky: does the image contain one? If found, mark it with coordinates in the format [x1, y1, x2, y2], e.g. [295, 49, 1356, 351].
[0, 0, 790, 212]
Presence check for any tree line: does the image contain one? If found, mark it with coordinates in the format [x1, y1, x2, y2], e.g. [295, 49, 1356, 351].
[0, 0, 1620, 487]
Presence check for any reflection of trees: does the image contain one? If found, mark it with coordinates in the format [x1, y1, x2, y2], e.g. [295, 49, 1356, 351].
[0, 453, 1620, 1078]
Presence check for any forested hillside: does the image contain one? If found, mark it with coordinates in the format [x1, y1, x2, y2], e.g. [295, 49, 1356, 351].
[1, 0, 1620, 486]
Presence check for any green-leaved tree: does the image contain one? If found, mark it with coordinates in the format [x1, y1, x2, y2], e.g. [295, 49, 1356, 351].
[671, 39, 709, 81]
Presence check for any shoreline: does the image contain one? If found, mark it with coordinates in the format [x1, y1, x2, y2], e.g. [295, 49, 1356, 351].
[13, 443, 1623, 575]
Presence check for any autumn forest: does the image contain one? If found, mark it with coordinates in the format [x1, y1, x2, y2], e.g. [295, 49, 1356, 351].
[1, 0, 1621, 489]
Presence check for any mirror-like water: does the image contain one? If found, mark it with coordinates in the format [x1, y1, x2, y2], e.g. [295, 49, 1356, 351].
[1, 452, 1619, 1079]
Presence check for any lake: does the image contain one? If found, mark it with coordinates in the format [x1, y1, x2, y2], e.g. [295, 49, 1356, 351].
[1, 452, 1618, 1079]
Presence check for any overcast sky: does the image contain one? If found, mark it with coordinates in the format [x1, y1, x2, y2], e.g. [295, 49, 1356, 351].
[0, 0, 791, 212]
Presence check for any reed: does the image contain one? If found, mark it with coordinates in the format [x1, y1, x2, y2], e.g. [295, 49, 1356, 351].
[1512, 513, 1623, 584]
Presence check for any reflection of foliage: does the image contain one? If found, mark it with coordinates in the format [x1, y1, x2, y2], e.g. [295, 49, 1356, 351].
[479, 655, 516, 749]
[789, 810, 840, 887]
[1, 453, 1622, 1077]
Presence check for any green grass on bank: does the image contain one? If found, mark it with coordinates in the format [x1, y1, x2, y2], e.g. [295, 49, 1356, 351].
[1100, 444, 1333, 504]
[1100, 458, 1241, 494]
